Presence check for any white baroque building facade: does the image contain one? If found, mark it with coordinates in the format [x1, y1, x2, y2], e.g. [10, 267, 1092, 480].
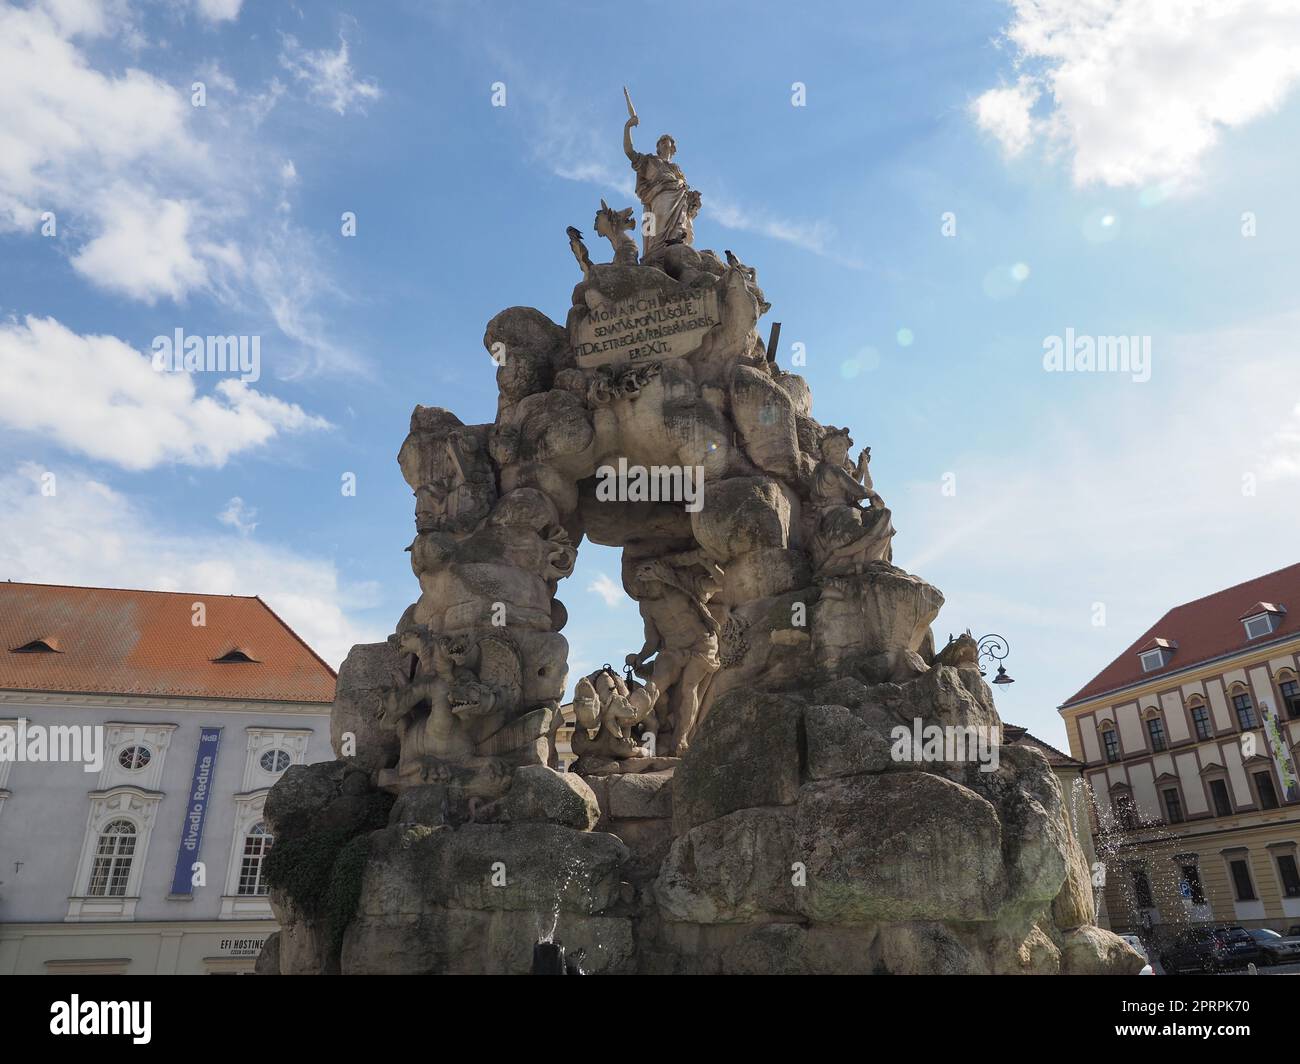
[0, 583, 336, 975]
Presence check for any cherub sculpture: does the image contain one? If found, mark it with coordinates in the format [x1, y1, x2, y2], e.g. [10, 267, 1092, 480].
[570, 666, 660, 767]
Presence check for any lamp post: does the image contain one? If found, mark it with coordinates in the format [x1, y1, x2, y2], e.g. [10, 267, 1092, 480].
[976, 633, 1015, 685]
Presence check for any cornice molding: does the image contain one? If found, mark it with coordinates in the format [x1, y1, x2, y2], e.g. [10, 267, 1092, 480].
[0, 690, 330, 715]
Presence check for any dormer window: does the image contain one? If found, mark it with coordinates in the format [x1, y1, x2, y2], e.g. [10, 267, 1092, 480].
[213, 649, 257, 664]
[1241, 603, 1285, 640]
[11, 638, 59, 653]
[1139, 649, 1167, 672]
[1137, 637, 1176, 673]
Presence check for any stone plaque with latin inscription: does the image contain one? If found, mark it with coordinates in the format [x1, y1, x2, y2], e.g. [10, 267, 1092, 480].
[572, 287, 719, 369]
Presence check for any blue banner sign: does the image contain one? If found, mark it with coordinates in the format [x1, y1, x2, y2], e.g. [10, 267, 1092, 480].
[170, 727, 222, 895]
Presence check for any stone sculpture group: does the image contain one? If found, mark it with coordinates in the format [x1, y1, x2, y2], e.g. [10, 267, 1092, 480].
[258, 93, 1141, 976]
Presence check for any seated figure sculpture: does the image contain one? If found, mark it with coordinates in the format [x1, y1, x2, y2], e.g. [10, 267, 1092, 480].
[809, 426, 896, 580]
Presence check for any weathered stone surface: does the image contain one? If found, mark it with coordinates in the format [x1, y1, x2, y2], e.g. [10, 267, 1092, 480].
[811, 563, 943, 672]
[1053, 826, 1097, 930]
[795, 773, 1005, 924]
[690, 476, 793, 562]
[254, 931, 281, 976]
[729, 364, 802, 484]
[949, 746, 1069, 911]
[672, 688, 803, 833]
[803, 703, 894, 779]
[653, 807, 799, 923]
[874, 922, 979, 976]
[357, 822, 628, 916]
[719, 923, 878, 975]
[329, 642, 404, 774]
[1059, 924, 1145, 975]
[606, 770, 673, 819]
[480, 764, 600, 830]
[342, 907, 635, 975]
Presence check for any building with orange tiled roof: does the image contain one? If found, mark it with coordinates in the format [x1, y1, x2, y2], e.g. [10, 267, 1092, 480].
[0, 582, 337, 975]
[1058, 564, 1300, 946]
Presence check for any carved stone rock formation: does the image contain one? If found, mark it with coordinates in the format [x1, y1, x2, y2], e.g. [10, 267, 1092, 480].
[260, 105, 1140, 976]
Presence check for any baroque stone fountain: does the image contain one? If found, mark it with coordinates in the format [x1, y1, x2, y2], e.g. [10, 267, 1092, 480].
[257, 94, 1140, 975]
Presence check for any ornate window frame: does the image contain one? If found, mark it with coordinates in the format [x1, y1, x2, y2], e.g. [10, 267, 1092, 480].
[66, 786, 163, 921]
[240, 727, 311, 793]
[220, 792, 274, 920]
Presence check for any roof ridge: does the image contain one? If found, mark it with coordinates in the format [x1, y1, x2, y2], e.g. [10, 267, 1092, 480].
[1161, 561, 1300, 614]
[253, 595, 339, 680]
[1, 580, 259, 599]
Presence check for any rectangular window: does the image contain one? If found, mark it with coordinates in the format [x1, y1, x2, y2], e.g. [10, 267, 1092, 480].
[1191, 705, 1212, 741]
[1277, 855, 1300, 899]
[1180, 863, 1206, 905]
[1162, 788, 1184, 824]
[1140, 649, 1166, 672]
[1243, 614, 1274, 640]
[1230, 859, 1257, 902]
[1103, 729, 1120, 763]
[1280, 680, 1300, 720]
[1210, 779, 1234, 818]
[1147, 717, 1167, 751]
[1254, 771, 1280, 810]
[1131, 868, 1154, 909]
[1233, 692, 1258, 730]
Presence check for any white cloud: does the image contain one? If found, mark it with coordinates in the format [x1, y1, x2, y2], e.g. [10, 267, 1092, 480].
[0, 316, 330, 471]
[974, 0, 1300, 188]
[217, 496, 258, 535]
[71, 191, 210, 304]
[971, 78, 1039, 158]
[195, 0, 242, 23]
[0, 463, 381, 666]
[587, 573, 626, 608]
[0, 4, 365, 375]
[705, 195, 858, 267]
[279, 33, 381, 115]
[0, 3, 207, 293]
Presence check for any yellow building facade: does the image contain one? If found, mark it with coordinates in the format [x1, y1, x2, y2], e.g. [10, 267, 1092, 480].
[1059, 565, 1300, 939]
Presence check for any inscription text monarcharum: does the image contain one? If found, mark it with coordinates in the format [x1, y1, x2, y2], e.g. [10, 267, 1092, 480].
[572, 288, 719, 368]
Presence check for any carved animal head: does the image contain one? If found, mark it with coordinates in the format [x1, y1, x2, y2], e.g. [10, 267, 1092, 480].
[449, 680, 497, 719]
[572, 676, 601, 736]
[594, 200, 636, 240]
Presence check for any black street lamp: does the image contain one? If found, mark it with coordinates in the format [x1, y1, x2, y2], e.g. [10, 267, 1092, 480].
[976, 633, 1015, 685]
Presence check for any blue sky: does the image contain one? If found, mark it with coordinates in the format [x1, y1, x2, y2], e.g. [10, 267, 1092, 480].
[2, 0, 1299, 748]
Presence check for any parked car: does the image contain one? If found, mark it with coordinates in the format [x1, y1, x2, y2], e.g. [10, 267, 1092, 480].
[1118, 933, 1150, 964]
[1158, 925, 1263, 974]
[1288, 925, 1300, 938]
[1247, 928, 1300, 965]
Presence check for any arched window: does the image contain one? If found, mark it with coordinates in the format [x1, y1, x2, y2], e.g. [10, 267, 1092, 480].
[1230, 685, 1258, 730]
[1110, 786, 1137, 831]
[1100, 722, 1120, 763]
[87, 819, 136, 897]
[1187, 697, 1213, 741]
[1143, 709, 1167, 752]
[1276, 670, 1300, 721]
[236, 823, 274, 896]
